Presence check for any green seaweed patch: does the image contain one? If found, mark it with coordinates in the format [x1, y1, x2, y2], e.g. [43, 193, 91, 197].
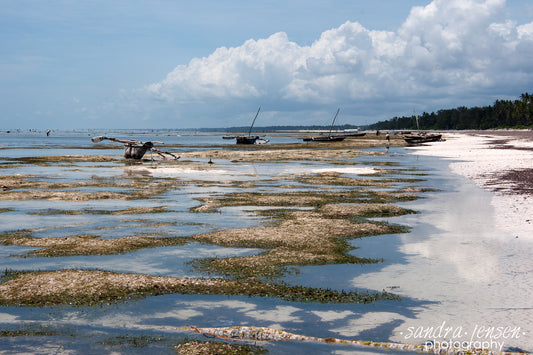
[381, 177, 426, 183]
[295, 172, 390, 187]
[175, 340, 267, 355]
[5, 155, 117, 166]
[29, 209, 84, 216]
[193, 250, 380, 280]
[0, 208, 11, 213]
[360, 161, 401, 167]
[0, 186, 167, 202]
[369, 191, 418, 203]
[319, 203, 417, 218]
[190, 210, 403, 280]
[180, 145, 381, 162]
[0, 325, 62, 337]
[0, 232, 188, 257]
[100, 334, 171, 348]
[29, 206, 170, 216]
[400, 186, 439, 193]
[192, 189, 419, 213]
[0, 269, 400, 306]
[0, 173, 184, 201]
[253, 208, 303, 221]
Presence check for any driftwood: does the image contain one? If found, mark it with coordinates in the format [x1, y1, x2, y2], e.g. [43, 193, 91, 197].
[91, 136, 180, 160]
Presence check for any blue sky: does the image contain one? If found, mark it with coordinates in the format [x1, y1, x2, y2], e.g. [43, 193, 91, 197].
[1, 0, 532, 129]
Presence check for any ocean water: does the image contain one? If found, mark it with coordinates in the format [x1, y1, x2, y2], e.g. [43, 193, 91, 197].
[0, 130, 531, 354]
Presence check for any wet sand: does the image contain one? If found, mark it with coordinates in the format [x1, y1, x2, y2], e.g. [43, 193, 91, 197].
[376, 131, 533, 352]
[407, 130, 533, 238]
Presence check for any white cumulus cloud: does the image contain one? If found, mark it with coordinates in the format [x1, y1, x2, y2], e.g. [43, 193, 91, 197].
[143, 0, 533, 124]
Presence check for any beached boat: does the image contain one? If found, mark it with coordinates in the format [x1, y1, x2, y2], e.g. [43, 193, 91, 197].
[91, 136, 180, 160]
[235, 135, 269, 144]
[236, 107, 269, 145]
[302, 108, 346, 142]
[343, 132, 366, 137]
[403, 133, 442, 144]
[302, 135, 346, 142]
[402, 109, 442, 144]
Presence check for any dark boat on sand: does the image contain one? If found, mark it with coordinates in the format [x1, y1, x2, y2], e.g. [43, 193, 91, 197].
[402, 109, 443, 144]
[236, 135, 260, 144]
[302, 108, 346, 142]
[302, 135, 346, 142]
[235, 107, 269, 145]
[91, 136, 180, 160]
[403, 133, 442, 144]
[343, 132, 366, 137]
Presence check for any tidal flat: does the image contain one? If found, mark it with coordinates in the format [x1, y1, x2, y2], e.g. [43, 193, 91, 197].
[0, 130, 453, 353]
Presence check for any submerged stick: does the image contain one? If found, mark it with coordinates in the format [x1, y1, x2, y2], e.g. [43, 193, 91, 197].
[150, 148, 180, 160]
[188, 326, 522, 354]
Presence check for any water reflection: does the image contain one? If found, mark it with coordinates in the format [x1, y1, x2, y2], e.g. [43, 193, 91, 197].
[1, 131, 532, 353]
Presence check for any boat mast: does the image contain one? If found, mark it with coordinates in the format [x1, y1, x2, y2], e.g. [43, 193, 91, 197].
[248, 106, 261, 138]
[329, 108, 340, 137]
[414, 109, 420, 131]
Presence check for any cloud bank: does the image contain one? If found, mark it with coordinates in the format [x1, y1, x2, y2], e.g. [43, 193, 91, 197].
[143, 0, 533, 125]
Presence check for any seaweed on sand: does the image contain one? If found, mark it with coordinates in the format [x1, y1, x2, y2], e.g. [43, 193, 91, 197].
[191, 209, 409, 280]
[0, 269, 399, 306]
[0, 230, 188, 257]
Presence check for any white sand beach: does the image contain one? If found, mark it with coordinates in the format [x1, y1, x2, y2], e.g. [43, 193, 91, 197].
[342, 131, 533, 352]
[406, 130, 533, 239]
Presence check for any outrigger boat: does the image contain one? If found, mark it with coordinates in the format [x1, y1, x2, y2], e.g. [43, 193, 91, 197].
[302, 135, 345, 142]
[402, 110, 442, 145]
[342, 131, 366, 138]
[302, 108, 346, 142]
[235, 107, 269, 144]
[91, 136, 180, 160]
[403, 133, 442, 144]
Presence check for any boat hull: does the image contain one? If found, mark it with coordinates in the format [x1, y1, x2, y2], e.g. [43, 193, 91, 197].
[403, 134, 442, 144]
[302, 135, 346, 142]
[236, 136, 259, 144]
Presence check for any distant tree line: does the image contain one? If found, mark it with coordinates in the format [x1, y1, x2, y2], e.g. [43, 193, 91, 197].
[199, 124, 361, 133]
[366, 93, 533, 130]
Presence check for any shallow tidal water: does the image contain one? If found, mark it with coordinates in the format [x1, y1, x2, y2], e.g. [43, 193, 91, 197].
[0, 130, 531, 354]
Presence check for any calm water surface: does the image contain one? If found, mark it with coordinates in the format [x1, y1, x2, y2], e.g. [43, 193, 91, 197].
[0, 130, 531, 354]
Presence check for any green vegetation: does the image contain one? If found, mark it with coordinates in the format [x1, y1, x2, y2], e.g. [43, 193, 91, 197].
[368, 93, 533, 130]
[100, 335, 171, 348]
[0, 231, 187, 257]
[0, 269, 400, 306]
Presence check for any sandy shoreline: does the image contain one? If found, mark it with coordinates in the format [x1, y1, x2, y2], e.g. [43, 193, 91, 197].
[406, 130, 533, 239]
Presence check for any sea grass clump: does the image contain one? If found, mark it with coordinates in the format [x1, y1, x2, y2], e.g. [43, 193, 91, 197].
[191, 210, 406, 279]
[0, 230, 187, 257]
[0, 269, 399, 306]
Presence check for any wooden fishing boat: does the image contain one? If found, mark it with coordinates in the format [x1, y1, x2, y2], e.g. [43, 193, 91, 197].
[403, 133, 442, 144]
[236, 136, 258, 144]
[302, 108, 345, 142]
[236, 107, 268, 144]
[302, 135, 346, 142]
[343, 132, 366, 137]
[91, 136, 180, 160]
[402, 109, 442, 144]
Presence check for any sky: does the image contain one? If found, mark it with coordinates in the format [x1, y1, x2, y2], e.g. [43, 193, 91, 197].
[1, 0, 532, 129]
